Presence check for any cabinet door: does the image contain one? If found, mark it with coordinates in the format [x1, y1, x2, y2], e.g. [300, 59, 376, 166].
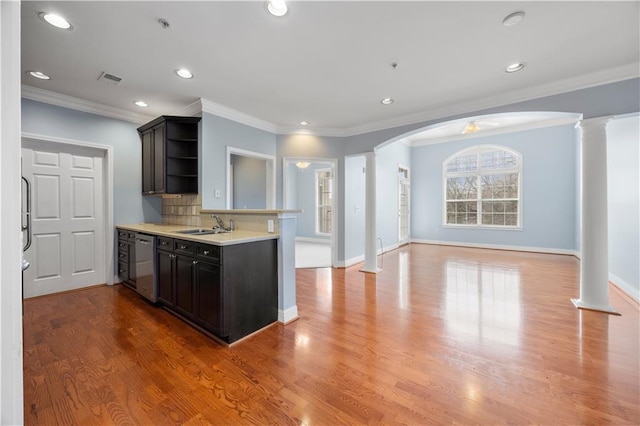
[196, 261, 224, 336]
[152, 125, 165, 194]
[141, 130, 154, 194]
[157, 251, 175, 306]
[175, 255, 195, 318]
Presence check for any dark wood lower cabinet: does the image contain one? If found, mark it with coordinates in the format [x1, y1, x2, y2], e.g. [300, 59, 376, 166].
[154, 237, 276, 344]
[195, 261, 223, 336]
[175, 256, 196, 319]
[157, 250, 175, 307]
[116, 229, 136, 289]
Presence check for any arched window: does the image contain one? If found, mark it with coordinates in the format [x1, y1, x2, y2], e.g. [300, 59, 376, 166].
[443, 145, 522, 228]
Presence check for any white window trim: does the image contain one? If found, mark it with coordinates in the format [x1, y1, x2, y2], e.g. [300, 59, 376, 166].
[442, 144, 523, 229]
[315, 168, 332, 236]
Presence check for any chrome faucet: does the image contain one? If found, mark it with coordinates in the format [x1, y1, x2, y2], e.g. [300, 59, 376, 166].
[211, 215, 225, 230]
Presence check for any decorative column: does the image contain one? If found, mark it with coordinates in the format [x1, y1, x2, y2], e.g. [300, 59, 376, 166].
[572, 116, 618, 314]
[277, 212, 299, 323]
[361, 151, 380, 273]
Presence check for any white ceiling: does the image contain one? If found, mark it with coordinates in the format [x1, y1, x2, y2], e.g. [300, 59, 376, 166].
[21, 1, 640, 136]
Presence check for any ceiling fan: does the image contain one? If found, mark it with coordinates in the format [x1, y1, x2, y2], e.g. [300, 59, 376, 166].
[461, 120, 500, 134]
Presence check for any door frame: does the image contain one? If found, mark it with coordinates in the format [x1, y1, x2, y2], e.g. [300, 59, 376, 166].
[283, 157, 338, 268]
[398, 164, 410, 245]
[21, 132, 115, 286]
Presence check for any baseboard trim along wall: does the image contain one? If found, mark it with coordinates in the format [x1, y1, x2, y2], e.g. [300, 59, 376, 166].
[410, 239, 580, 258]
[278, 306, 299, 324]
[295, 237, 331, 244]
[336, 243, 400, 268]
[610, 273, 640, 303]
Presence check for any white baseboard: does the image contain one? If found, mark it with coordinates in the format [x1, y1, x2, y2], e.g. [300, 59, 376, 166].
[336, 243, 400, 268]
[295, 237, 331, 244]
[411, 239, 580, 257]
[336, 255, 364, 268]
[278, 305, 299, 324]
[610, 273, 640, 303]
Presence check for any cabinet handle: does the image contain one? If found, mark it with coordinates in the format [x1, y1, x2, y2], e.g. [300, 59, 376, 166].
[119, 253, 125, 258]
[179, 245, 187, 249]
[161, 241, 168, 245]
[149, 190, 155, 194]
[203, 250, 210, 255]
[119, 243, 125, 247]
[192, 260, 198, 265]
[119, 269, 125, 273]
[170, 254, 176, 258]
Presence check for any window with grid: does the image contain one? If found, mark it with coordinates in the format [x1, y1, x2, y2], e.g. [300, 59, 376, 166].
[315, 169, 332, 234]
[444, 146, 521, 228]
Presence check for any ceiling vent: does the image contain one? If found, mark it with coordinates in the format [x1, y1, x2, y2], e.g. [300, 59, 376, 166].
[97, 71, 122, 85]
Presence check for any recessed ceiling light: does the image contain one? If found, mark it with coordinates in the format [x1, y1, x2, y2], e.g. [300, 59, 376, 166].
[133, 100, 148, 108]
[39, 12, 73, 30]
[505, 62, 526, 73]
[502, 11, 525, 27]
[299, 121, 309, 126]
[174, 68, 194, 79]
[381, 98, 394, 105]
[266, 0, 288, 17]
[27, 71, 51, 80]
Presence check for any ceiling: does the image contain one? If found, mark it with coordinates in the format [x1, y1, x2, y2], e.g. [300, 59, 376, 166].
[21, 1, 640, 137]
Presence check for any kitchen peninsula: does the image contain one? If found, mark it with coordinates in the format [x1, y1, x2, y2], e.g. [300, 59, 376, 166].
[116, 209, 299, 345]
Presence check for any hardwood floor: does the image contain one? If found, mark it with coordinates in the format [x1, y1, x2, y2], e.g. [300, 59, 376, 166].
[23, 244, 639, 425]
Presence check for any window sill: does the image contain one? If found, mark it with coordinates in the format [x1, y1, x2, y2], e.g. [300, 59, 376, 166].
[443, 224, 523, 231]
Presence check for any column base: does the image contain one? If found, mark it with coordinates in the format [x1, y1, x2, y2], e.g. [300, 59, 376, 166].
[571, 298, 620, 315]
[360, 267, 381, 274]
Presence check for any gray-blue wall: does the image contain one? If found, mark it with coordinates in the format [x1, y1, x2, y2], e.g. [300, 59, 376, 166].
[231, 154, 267, 209]
[344, 155, 366, 261]
[200, 112, 276, 209]
[21, 99, 161, 224]
[607, 114, 640, 298]
[411, 124, 579, 251]
[376, 141, 412, 250]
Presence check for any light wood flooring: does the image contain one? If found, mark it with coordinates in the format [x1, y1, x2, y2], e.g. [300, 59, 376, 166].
[23, 244, 639, 424]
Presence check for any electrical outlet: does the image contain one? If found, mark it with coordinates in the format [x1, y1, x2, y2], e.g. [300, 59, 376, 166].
[267, 220, 274, 233]
[214, 189, 221, 198]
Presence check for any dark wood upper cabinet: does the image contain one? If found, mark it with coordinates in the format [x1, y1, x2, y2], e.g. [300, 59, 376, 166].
[137, 116, 201, 195]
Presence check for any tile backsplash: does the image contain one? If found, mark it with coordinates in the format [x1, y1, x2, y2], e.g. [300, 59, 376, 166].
[162, 194, 280, 233]
[162, 194, 202, 226]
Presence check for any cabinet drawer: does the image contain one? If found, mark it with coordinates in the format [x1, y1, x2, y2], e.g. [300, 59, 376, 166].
[174, 239, 195, 256]
[127, 232, 137, 241]
[117, 260, 128, 280]
[117, 229, 128, 239]
[117, 245, 128, 261]
[197, 244, 220, 264]
[157, 237, 174, 251]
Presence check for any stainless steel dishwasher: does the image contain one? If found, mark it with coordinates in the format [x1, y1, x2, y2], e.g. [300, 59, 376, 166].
[135, 233, 158, 302]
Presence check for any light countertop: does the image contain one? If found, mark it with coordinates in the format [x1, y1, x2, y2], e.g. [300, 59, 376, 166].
[116, 223, 278, 246]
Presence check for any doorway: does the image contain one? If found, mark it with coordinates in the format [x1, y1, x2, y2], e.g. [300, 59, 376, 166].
[283, 158, 337, 268]
[21, 135, 113, 298]
[398, 165, 410, 244]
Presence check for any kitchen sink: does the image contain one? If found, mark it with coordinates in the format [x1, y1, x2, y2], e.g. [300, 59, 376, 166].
[176, 228, 230, 235]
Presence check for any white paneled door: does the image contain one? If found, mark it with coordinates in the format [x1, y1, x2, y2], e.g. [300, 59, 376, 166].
[22, 141, 105, 298]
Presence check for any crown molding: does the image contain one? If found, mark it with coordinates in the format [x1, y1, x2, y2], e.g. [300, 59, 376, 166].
[275, 125, 346, 137]
[172, 99, 203, 117]
[341, 62, 640, 137]
[200, 98, 278, 133]
[410, 115, 580, 147]
[21, 85, 155, 125]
